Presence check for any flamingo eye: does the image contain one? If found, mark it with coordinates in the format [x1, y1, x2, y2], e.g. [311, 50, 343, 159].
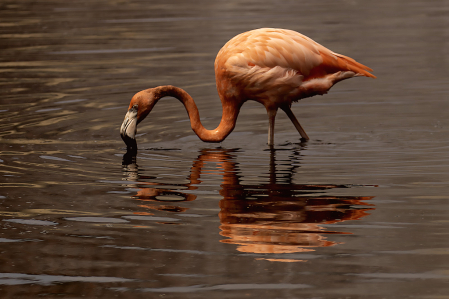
[131, 104, 138, 111]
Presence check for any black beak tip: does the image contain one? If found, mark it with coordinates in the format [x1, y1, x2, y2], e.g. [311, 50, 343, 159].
[121, 133, 137, 152]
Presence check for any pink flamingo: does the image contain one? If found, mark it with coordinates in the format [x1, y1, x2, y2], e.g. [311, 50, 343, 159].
[120, 28, 375, 148]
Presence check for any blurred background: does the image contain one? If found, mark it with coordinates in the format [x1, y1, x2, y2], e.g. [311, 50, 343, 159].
[0, 0, 448, 298]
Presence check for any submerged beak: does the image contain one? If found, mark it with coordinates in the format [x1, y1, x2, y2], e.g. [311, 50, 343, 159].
[120, 105, 138, 149]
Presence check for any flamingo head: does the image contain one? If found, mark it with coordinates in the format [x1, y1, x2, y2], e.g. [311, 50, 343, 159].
[120, 90, 156, 150]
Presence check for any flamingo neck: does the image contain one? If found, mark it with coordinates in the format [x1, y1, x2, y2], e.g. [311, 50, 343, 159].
[149, 85, 240, 143]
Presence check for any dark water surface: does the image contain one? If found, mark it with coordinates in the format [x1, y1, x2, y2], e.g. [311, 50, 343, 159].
[1, 0, 448, 298]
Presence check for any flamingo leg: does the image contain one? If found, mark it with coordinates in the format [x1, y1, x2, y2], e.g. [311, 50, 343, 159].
[267, 107, 278, 146]
[281, 106, 310, 141]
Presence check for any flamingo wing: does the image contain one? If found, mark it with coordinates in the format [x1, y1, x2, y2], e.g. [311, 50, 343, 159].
[215, 28, 375, 102]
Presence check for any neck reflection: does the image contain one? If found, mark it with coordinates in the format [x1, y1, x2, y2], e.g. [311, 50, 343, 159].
[122, 147, 374, 255]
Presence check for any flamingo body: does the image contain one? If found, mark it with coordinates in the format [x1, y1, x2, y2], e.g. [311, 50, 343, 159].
[120, 28, 375, 148]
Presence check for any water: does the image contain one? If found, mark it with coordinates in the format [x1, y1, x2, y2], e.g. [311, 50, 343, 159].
[1, 0, 448, 298]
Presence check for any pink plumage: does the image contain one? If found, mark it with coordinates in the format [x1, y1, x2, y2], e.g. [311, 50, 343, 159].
[120, 28, 375, 148]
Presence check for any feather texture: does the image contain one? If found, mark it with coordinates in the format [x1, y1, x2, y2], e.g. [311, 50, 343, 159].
[215, 28, 375, 104]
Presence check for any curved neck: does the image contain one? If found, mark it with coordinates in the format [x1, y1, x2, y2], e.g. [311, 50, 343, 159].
[149, 85, 240, 143]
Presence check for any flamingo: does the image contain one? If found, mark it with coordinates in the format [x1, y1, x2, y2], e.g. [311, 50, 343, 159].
[120, 28, 375, 149]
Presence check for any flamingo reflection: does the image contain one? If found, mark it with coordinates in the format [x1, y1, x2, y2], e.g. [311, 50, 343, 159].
[122, 148, 374, 255]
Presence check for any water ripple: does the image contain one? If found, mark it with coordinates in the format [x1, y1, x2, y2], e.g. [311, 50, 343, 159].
[0, 273, 134, 286]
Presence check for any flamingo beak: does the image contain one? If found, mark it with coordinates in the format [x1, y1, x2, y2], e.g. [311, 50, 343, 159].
[120, 105, 138, 149]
